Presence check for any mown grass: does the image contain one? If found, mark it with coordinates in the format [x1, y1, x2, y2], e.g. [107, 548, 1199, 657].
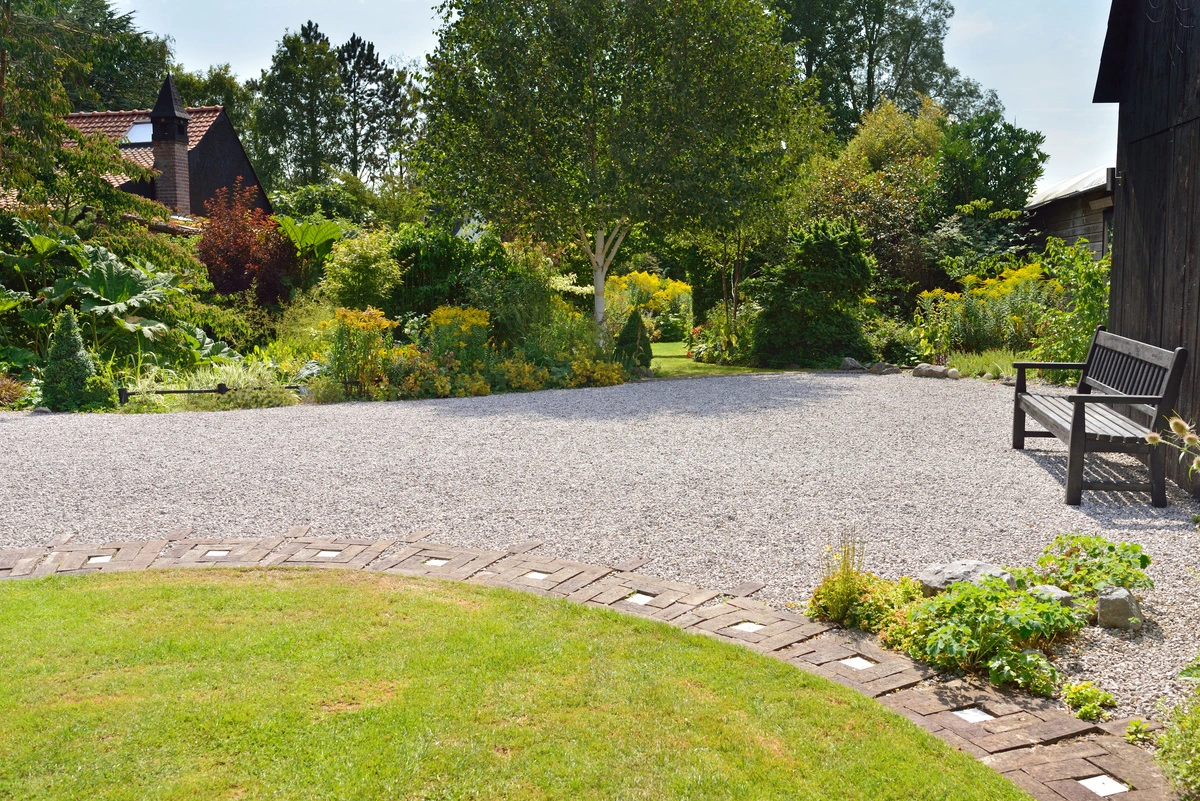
[650, 341, 767, 378]
[0, 569, 1030, 801]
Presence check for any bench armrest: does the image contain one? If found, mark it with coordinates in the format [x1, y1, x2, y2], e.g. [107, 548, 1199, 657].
[1067, 394, 1164, 405]
[1012, 362, 1087, 370]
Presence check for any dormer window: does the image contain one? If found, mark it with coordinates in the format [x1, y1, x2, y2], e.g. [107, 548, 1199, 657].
[125, 121, 152, 144]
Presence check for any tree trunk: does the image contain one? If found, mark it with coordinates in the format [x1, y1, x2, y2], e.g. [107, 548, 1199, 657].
[580, 220, 629, 325]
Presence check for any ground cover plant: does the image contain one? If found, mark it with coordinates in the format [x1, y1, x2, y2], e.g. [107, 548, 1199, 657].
[0, 569, 1031, 801]
[805, 533, 1152, 697]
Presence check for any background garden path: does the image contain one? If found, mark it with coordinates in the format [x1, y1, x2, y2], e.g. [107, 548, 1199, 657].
[1, 371, 1196, 717]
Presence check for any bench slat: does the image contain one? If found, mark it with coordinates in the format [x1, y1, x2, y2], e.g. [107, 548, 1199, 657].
[1018, 395, 1152, 443]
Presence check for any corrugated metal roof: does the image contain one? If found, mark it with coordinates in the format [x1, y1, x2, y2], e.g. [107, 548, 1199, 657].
[1026, 165, 1112, 210]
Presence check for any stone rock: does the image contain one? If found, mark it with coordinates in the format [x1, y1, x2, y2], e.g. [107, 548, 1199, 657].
[917, 560, 1017, 596]
[947, 368, 961, 379]
[869, 362, 902, 376]
[1097, 587, 1144, 630]
[840, 357, 867, 371]
[913, 363, 950, 379]
[1031, 584, 1074, 607]
[982, 372, 995, 381]
[30, 407, 51, 415]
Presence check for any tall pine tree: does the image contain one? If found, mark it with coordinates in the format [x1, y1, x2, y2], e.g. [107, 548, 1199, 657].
[253, 21, 343, 189]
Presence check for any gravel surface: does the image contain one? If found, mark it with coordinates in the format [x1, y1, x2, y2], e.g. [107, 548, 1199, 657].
[1, 372, 1197, 717]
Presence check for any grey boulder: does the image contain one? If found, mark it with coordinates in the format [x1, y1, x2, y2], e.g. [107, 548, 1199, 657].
[1096, 587, 1144, 630]
[840, 357, 867, 371]
[1031, 584, 1074, 607]
[869, 362, 902, 375]
[917, 560, 1016, 596]
[913, 363, 950, 379]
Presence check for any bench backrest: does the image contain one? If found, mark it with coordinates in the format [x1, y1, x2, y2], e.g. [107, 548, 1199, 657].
[1080, 327, 1188, 424]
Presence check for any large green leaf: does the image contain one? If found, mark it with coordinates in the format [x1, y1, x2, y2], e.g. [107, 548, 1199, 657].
[276, 215, 343, 262]
[68, 249, 178, 317]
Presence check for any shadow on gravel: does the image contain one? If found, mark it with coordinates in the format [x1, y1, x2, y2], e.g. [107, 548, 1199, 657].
[421, 370, 862, 422]
[1018, 448, 1198, 528]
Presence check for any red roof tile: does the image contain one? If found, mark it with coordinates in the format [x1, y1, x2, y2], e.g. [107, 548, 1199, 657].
[64, 106, 224, 151]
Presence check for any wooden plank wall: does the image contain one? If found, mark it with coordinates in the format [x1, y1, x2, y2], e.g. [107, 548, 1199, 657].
[1028, 190, 1110, 258]
[1110, 1, 1200, 493]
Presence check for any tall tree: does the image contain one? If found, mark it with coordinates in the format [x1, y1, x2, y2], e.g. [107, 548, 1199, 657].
[173, 63, 256, 134]
[60, 0, 171, 112]
[423, 0, 798, 324]
[253, 21, 343, 189]
[336, 34, 387, 180]
[777, 0, 988, 138]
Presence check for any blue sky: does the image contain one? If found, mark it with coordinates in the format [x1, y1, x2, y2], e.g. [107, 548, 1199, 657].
[118, 0, 1116, 189]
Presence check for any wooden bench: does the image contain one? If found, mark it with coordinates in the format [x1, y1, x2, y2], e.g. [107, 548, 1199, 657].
[1012, 326, 1188, 506]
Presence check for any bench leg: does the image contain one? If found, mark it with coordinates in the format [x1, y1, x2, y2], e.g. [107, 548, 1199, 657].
[1065, 404, 1086, 505]
[1012, 400, 1026, 450]
[1149, 447, 1168, 507]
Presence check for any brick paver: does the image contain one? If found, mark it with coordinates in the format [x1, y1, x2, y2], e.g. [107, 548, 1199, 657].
[0, 533, 1175, 799]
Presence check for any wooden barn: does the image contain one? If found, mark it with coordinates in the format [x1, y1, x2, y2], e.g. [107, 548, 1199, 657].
[1025, 165, 1114, 259]
[1095, 0, 1200, 493]
[65, 76, 269, 217]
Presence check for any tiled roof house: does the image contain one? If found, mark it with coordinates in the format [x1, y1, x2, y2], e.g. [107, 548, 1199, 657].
[65, 76, 270, 217]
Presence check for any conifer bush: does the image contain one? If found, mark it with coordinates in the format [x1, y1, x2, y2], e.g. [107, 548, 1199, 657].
[614, 311, 652, 373]
[41, 309, 115, 411]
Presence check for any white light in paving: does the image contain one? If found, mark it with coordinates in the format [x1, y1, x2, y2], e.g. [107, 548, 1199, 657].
[205, 550, 230, 558]
[316, 550, 342, 558]
[952, 708, 996, 723]
[524, 571, 550, 581]
[626, 592, 656, 605]
[731, 621, 765, 633]
[87, 554, 112, 564]
[839, 656, 876, 671]
[423, 558, 450, 567]
[1077, 775, 1128, 797]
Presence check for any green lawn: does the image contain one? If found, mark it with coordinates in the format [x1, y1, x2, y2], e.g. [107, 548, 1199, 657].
[0, 570, 1030, 800]
[650, 341, 766, 378]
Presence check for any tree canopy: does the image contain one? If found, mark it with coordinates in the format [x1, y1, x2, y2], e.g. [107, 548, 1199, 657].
[777, 0, 997, 138]
[423, 0, 801, 322]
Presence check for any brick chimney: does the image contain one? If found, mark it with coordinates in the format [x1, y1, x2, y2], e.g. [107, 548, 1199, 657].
[149, 75, 191, 215]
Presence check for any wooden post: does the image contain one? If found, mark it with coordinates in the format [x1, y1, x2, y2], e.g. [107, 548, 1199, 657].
[1066, 401, 1087, 505]
[1012, 367, 1026, 449]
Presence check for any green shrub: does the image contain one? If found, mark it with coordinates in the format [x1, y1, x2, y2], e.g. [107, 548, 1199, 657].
[862, 315, 919, 365]
[614, 311, 652, 373]
[565, 358, 625, 388]
[690, 301, 757, 365]
[1032, 239, 1110, 384]
[1062, 681, 1117, 721]
[1034, 533, 1153, 595]
[913, 262, 1059, 358]
[305, 376, 348, 405]
[898, 577, 1084, 696]
[1159, 690, 1200, 799]
[42, 309, 115, 411]
[324, 307, 398, 390]
[807, 532, 868, 626]
[322, 230, 404, 314]
[492, 357, 551, 393]
[427, 306, 492, 373]
[746, 219, 874, 368]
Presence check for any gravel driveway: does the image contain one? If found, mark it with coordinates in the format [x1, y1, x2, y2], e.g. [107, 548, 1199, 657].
[1, 371, 1196, 717]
